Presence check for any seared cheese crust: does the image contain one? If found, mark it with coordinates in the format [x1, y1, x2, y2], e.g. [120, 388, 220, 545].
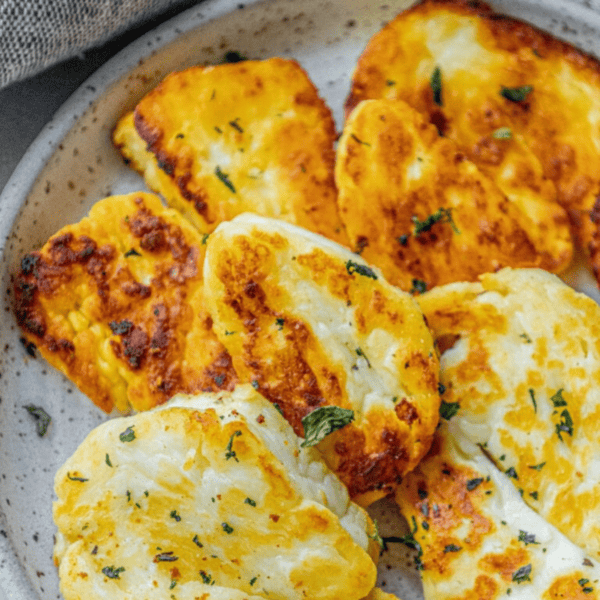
[203, 213, 440, 505]
[395, 424, 600, 599]
[335, 99, 571, 291]
[14, 192, 236, 413]
[53, 386, 378, 600]
[113, 58, 347, 245]
[418, 268, 600, 558]
[346, 0, 600, 214]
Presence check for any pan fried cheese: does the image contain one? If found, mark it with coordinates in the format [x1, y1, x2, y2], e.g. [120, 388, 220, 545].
[53, 386, 378, 600]
[395, 423, 600, 599]
[335, 99, 571, 291]
[203, 213, 440, 506]
[418, 268, 600, 559]
[13, 192, 235, 414]
[346, 0, 600, 222]
[113, 58, 347, 245]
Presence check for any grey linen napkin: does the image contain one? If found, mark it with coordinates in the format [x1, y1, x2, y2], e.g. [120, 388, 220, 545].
[0, 0, 197, 89]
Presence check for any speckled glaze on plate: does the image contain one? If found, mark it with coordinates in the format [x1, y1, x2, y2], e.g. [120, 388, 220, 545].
[1, 1, 600, 598]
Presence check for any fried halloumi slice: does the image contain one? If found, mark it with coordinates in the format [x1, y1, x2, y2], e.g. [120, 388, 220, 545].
[346, 0, 600, 214]
[395, 423, 600, 599]
[417, 267, 600, 558]
[13, 192, 236, 414]
[53, 385, 378, 600]
[335, 99, 571, 291]
[113, 58, 347, 245]
[202, 213, 440, 506]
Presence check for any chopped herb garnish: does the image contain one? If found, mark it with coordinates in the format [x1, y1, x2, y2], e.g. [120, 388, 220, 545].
[201, 233, 210, 245]
[422, 521, 430, 530]
[126, 490, 131, 502]
[397, 234, 409, 246]
[144, 490, 149, 497]
[154, 552, 179, 562]
[410, 279, 428, 295]
[124, 248, 142, 258]
[170, 579, 177, 589]
[466, 478, 484, 491]
[229, 118, 244, 133]
[512, 563, 532, 584]
[300, 405, 355, 447]
[501, 85, 533, 103]
[492, 127, 512, 139]
[350, 133, 371, 146]
[250, 576, 258, 586]
[444, 544, 462, 553]
[438, 382, 446, 395]
[102, 565, 125, 579]
[520, 333, 532, 343]
[109, 320, 133, 335]
[215, 166, 236, 193]
[412, 207, 459, 236]
[430, 66, 443, 106]
[225, 430, 242, 461]
[368, 520, 385, 552]
[251, 380, 259, 390]
[221, 522, 234, 534]
[193, 535, 203, 548]
[355, 347, 372, 368]
[386, 79, 396, 86]
[67, 473, 88, 482]
[244, 497, 257, 507]
[394, 531, 424, 570]
[346, 259, 378, 280]
[24, 404, 51, 437]
[529, 491, 539, 500]
[275, 318, 285, 330]
[550, 388, 567, 407]
[170, 510, 181, 522]
[440, 401, 460, 420]
[529, 388, 537, 413]
[225, 330, 236, 336]
[199, 570, 213, 584]
[505, 467, 518, 479]
[528, 462, 546, 471]
[555, 408, 574, 441]
[518, 530, 539, 545]
[119, 426, 135, 442]
[105, 453, 112, 467]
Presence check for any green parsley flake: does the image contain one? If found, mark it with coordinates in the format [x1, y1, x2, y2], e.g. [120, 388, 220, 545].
[105, 453, 112, 467]
[201, 233, 210, 245]
[444, 544, 462, 553]
[102, 565, 125, 579]
[154, 552, 178, 562]
[215, 166, 236, 193]
[67, 473, 88, 483]
[528, 388, 537, 413]
[244, 497, 257, 507]
[275, 318, 285, 330]
[225, 430, 242, 461]
[556, 408, 574, 441]
[518, 530, 539, 545]
[350, 133, 371, 146]
[250, 576, 258, 586]
[512, 563, 532, 584]
[119, 426, 135, 442]
[466, 477, 484, 491]
[505, 466, 518, 480]
[528, 462, 546, 471]
[355, 347, 372, 368]
[193, 535, 203, 548]
[124, 248, 142, 258]
[346, 259, 378, 280]
[24, 404, 51, 437]
[300, 405, 355, 447]
[221, 522, 234, 534]
[170, 510, 182, 522]
[551, 388, 567, 407]
[410, 279, 428, 295]
[439, 400, 460, 420]
[170, 580, 177, 589]
[430, 66, 443, 106]
[501, 85, 533, 103]
[199, 570, 213, 584]
[412, 207, 459, 236]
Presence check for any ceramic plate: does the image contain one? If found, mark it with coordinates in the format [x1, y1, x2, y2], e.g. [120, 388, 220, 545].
[2, 0, 600, 598]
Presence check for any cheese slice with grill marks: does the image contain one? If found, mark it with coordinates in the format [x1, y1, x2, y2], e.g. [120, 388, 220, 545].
[202, 213, 441, 506]
[417, 267, 600, 559]
[53, 385, 378, 600]
[395, 422, 600, 599]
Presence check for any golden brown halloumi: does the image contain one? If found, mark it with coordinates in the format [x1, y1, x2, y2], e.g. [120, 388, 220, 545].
[346, 0, 600, 214]
[13, 192, 236, 414]
[202, 213, 441, 506]
[113, 58, 347, 245]
[418, 268, 600, 559]
[53, 386, 379, 600]
[395, 422, 600, 600]
[335, 99, 571, 291]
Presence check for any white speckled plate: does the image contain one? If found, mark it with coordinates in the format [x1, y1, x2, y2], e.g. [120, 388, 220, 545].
[1, 1, 600, 598]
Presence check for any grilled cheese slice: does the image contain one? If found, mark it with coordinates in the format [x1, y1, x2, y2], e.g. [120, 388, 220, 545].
[113, 58, 348, 245]
[418, 267, 600, 558]
[202, 213, 440, 506]
[53, 385, 378, 600]
[14, 192, 235, 413]
[335, 99, 571, 291]
[395, 422, 600, 599]
[346, 0, 600, 215]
